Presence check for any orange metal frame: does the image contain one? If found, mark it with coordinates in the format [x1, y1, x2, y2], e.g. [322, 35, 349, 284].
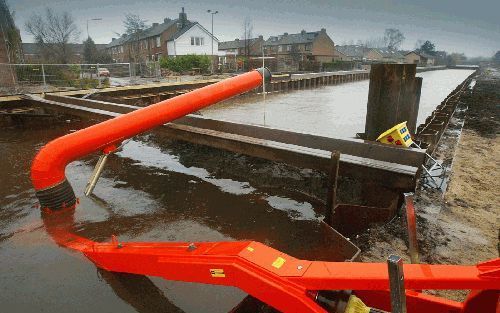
[33, 70, 499, 313]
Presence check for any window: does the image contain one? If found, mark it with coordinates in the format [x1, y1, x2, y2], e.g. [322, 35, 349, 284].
[156, 36, 161, 48]
[286, 45, 292, 52]
[191, 37, 205, 46]
[278, 45, 283, 52]
[305, 44, 312, 51]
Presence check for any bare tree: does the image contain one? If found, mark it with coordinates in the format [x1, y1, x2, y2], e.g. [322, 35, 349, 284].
[242, 17, 253, 71]
[1, 0, 22, 63]
[25, 8, 80, 63]
[123, 14, 148, 63]
[414, 39, 425, 50]
[363, 37, 386, 49]
[384, 28, 405, 51]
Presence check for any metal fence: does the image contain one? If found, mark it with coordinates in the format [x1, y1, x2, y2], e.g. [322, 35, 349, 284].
[0, 61, 194, 96]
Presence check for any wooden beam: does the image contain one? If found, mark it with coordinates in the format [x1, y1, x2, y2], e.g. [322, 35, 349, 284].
[26, 94, 418, 190]
[43, 94, 426, 168]
[325, 151, 340, 227]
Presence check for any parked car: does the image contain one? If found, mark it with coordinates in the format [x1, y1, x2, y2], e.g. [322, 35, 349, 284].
[98, 68, 110, 77]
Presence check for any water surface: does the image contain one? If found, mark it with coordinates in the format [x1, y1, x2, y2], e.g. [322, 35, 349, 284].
[201, 69, 474, 138]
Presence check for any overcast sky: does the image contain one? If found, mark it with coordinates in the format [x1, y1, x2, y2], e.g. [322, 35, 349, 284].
[8, 0, 499, 57]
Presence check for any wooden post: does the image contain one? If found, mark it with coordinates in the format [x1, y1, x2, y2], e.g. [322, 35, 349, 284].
[412, 77, 423, 132]
[325, 151, 340, 227]
[364, 64, 420, 141]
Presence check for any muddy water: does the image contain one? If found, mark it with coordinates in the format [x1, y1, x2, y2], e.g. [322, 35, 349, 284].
[0, 123, 344, 313]
[0, 69, 473, 313]
[201, 69, 475, 138]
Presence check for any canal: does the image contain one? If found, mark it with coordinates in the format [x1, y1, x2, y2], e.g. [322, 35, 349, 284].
[0, 68, 473, 312]
[202, 69, 475, 138]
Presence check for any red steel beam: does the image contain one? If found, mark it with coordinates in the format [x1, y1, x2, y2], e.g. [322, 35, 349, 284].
[43, 207, 499, 313]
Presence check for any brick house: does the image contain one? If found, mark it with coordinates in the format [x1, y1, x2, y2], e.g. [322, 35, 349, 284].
[334, 45, 383, 62]
[372, 48, 405, 63]
[335, 45, 404, 63]
[218, 36, 264, 69]
[405, 51, 435, 66]
[264, 29, 335, 65]
[106, 8, 218, 63]
[334, 45, 364, 61]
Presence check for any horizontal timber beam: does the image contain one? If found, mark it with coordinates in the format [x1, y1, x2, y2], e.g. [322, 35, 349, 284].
[26, 94, 418, 190]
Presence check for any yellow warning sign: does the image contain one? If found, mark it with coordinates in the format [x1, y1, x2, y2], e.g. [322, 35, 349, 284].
[272, 257, 286, 269]
[210, 269, 226, 278]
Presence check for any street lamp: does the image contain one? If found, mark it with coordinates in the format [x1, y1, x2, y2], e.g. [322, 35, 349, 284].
[87, 18, 103, 39]
[207, 9, 219, 73]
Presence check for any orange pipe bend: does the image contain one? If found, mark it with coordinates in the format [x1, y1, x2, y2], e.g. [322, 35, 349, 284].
[31, 69, 270, 211]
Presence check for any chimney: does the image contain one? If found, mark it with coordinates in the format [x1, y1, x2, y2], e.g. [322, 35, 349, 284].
[112, 37, 116, 41]
[284, 32, 288, 36]
[164, 17, 171, 23]
[301, 30, 306, 35]
[258, 35, 263, 40]
[235, 38, 239, 41]
[178, 7, 188, 28]
[153, 22, 159, 27]
[321, 28, 326, 33]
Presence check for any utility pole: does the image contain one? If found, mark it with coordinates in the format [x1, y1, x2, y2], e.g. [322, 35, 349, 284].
[207, 9, 219, 74]
[87, 18, 102, 39]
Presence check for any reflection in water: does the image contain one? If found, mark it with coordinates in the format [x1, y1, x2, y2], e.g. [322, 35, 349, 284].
[118, 140, 256, 196]
[98, 270, 185, 313]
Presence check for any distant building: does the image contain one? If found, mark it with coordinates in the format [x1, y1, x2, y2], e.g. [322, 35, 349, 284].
[106, 8, 218, 62]
[218, 36, 264, 69]
[404, 51, 435, 66]
[372, 48, 405, 63]
[218, 29, 334, 71]
[22, 43, 107, 63]
[219, 36, 264, 56]
[334, 45, 369, 61]
[434, 50, 447, 65]
[264, 29, 335, 64]
[334, 45, 404, 63]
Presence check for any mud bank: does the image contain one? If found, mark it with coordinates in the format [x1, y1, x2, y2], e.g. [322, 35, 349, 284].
[354, 65, 499, 300]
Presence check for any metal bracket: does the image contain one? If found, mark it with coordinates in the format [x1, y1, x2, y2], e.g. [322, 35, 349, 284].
[84, 153, 110, 196]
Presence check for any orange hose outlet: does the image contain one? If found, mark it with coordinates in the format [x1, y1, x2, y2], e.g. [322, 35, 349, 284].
[31, 68, 270, 211]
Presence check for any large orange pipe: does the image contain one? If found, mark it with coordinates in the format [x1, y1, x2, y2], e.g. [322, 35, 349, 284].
[32, 69, 270, 211]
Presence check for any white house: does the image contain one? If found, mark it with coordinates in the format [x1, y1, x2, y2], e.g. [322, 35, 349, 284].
[167, 22, 219, 56]
[106, 8, 220, 62]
